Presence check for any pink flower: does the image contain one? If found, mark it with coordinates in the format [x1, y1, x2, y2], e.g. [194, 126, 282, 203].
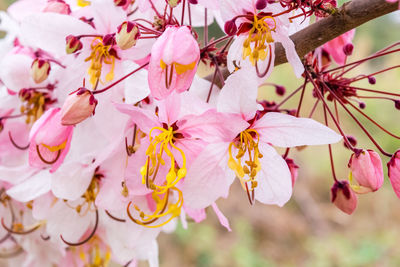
[183, 69, 342, 209]
[28, 108, 73, 172]
[331, 180, 358, 215]
[348, 149, 384, 193]
[388, 150, 400, 199]
[148, 26, 200, 100]
[323, 29, 355, 65]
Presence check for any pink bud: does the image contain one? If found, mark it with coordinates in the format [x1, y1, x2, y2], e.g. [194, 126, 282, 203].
[343, 43, 354, 56]
[224, 20, 237, 36]
[116, 21, 140, 50]
[30, 59, 51, 84]
[148, 26, 200, 100]
[255, 0, 267, 9]
[65, 35, 83, 54]
[344, 135, 357, 150]
[331, 180, 358, 215]
[275, 85, 286, 96]
[395, 100, 400, 110]
[61, 88, 97, 125]
[348, 149, 384, 193]
[285, 158, 299, 187]
[388, 150, 400, 199]
[368, 76, 376, 84]
[43, 0, 71, 14]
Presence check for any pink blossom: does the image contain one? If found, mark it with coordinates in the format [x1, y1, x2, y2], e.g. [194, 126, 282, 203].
[388, 150, 400, 199]
[28, 108, 73, 172]
[348, 149, 384, 193]
[60, 88, 97, 125]
[148, 26, 200, 99]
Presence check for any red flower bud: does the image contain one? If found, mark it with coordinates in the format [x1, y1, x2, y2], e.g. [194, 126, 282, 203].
[255, 0, 267, 9]
[224, 20, 237, 36]
[343, 43, 354, 56]
[331, 180, 358, 215]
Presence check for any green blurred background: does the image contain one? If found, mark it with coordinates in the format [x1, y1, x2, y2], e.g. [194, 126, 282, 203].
[1, 0, 400, 266]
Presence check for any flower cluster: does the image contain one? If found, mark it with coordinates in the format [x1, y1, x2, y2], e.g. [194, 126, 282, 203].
[0, 0, 398, 266]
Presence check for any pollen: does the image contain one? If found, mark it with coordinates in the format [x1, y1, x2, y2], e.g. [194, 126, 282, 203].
[242, 15, 276, 65]
[228, 129, 263, 197]
[85, 38, 117, 87]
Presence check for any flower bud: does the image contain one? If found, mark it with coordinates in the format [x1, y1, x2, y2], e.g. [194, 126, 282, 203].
[166, 0, 181, 8]
[116, 21, 140, 50]
[255, 0, 267, 9]
[331, 180, 358, 215]
[224, 20, 237, 36]
[188, 0, 198, 3]
[65, 35, 83, 54]
[30, 59, 51, 84]
[368, 76, 376, 85]
[348, 149, 384, 193]
[285, 158, 299, 187]
[275, 85, 286, 96]
[43, 0, 71, 14]
[344, 135, 357, 149]
[61, 88, 97, 125]
[388, 150, 400, 199]
[343, 43, 354, 56]
[359, 102, 366, 109]
[395, 100, 400, 110]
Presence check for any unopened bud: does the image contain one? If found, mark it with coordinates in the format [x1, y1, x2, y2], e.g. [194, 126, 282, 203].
[116, 21, 140, 50]
[395, 100, 400, 110]
[343, 43, 354, 56]
[188, 0, 198, 3]
[348, 149, 384, 193]
[30, 59, 50, 84]
[388, 150, 400, 199]
[61, 88, 97, 125]
[43, 0, 71, 14]
[166, 0, 181, 8]
[275, 85, 286, 96]
[368, 76, 376, 84]
[224, 20, 237, 36]
[66, 35, 83, 54]
[359, 102, 366, 109]
[344, 135, 357, 149]
[331, 180, 358, 215]
[114, 0, 127, 6]
[255, 0, 267, 9]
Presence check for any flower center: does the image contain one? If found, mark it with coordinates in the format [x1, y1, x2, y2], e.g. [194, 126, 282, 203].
[85, 38, 117, 87]
[130, 126, 187, 227]
[228, 129, 263, 202]
[242, 15, 276, 65]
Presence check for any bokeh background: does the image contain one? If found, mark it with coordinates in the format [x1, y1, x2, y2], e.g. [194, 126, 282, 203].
[1, 0, 400, 266]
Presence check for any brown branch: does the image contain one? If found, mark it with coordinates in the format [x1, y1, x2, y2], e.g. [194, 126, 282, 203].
[206, 0, 398, 85]
[274, 0, 399, 66]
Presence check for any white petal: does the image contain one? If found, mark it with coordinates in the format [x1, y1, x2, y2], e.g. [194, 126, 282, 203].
[255, 143, 292, 206]
[7, 171, 51, 202]
[253, 112, 342, 148]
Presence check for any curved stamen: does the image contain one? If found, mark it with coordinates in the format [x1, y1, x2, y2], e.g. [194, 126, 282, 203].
[0, 232, 10, 244]
[40, 234, 50, 241]
[255, 44, 273, 77]
[60, 209, 98, 246]
[105, 210, 126, 223]
[8, 131, 29, 150]
[36, 145, 61, 165]
[1, 218, 41, 235]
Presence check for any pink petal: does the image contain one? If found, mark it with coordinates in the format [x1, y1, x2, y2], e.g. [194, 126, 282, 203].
[114, 103, 161, 133]
[211, 203, 231, 231]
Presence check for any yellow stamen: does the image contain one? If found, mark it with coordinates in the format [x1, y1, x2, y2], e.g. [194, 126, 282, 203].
[228, 129, 263, 192]
[85, 38, 116, 87]
[242, 15, 276, 65]
[77, 0, 90, 7]
[41, 140, 67, 152]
